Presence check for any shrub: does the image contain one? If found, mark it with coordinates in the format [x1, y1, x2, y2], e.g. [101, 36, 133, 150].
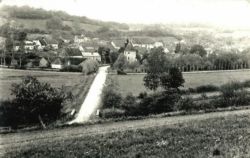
[9, 76, 72, 128]
[219, 82, 250, 107]
[80, 59, 99, 75]
[0, 100, 20, 128]
[138, 90, 181, 115]
[177, 97, 197, 112]
[102, 91, 122, 109]
[121, 94, 139, 116]
[101, 108, 125, 118]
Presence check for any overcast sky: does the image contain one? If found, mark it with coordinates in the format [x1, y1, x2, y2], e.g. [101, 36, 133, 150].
[1, 0, 250, 28]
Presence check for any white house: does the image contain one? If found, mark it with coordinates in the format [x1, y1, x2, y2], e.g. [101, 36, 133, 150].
[24, 41, 35, 51]
[82, 52, 101, 62]
[51, 58, 63, 69]
[74, 34, 90, 43]
[124, 50, 137, 63]
[51, 44, 58, 50]
[154, 42, 164, 48]
[124, 40, 137, 63]
[33, 40, 44, 50]
[164, 47, 170, 53]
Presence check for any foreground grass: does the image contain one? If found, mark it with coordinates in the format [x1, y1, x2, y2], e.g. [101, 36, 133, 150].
[4, 114, 250, 158]
[109, 69, 250, 96]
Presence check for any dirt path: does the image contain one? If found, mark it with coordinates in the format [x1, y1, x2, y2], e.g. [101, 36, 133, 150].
[1, 109, 250, 155]
[70, 66, 110, 123]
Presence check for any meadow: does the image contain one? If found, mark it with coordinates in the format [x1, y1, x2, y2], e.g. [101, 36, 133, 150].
[109, 70, 250, 96]
[4, 112, 250, 157]
[0, 69, 94, 112]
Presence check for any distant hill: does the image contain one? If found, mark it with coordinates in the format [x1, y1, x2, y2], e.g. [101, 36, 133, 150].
[0, 5, 129, 33]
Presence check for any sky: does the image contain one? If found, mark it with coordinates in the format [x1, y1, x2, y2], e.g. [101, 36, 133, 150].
[1, 0, 250, 28]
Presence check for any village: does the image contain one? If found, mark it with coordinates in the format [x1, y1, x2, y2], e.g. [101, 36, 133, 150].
[2, 2, 250, 157]
[0, 32, 176, 70]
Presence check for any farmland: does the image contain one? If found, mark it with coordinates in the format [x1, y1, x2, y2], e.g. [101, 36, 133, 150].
[0, 68, 95, 112]
[108, 69, 250, 96]
[3, 110, 250, 158]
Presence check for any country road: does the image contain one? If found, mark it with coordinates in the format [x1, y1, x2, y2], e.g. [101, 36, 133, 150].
[1, 109, 250, 155]
[70, 65, 109, 123]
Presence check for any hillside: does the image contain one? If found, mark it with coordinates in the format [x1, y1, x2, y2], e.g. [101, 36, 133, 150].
[0, 5, 129, 33]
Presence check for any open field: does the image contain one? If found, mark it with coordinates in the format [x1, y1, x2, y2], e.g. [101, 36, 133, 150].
[2, 109, 250, 157]
[0, 68, 95, 112]
[109, 69, 250, 96]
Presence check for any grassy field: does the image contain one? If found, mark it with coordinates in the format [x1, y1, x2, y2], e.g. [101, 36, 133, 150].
[4, 112, 250, 157]
[109, 70, 250, 96]
[0, 69, 94, 112]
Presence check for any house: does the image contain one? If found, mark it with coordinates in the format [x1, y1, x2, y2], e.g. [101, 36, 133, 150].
[13, 41, 20, 51]
[82, 52, 101, 62]
[66, 58, 85, 66]
[154, 42, 164, 48]
[51, 58, 63, 69]
[64, 47, 84, 59]
[39, 37, 48, 46]
[74, 34, 90, 43]
[33, 40, 44, 50]
[111, 39, 128, 50]
[24, 41, 35, 51]
[124, 40, 137, 63]
[164, 47, 170, 53]
[50, 44, 58, 50]
[205, 48, 213, 56]
[130, 38, 156, 50]
[39, 57, 49, 68]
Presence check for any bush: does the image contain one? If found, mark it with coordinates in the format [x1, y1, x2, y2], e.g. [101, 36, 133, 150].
[0, 100, 20, 128]
[177, 97, 197, 112]
[80, 59, 99, 75]
[138, 90, 181, 115]
[122, 94, 139, 116]
[101, 108, 125, 118]
[219, 82, 250, 107]
[9, 76, 72, 128]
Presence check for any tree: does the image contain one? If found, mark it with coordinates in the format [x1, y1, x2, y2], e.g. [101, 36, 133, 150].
[143, 47, 168, 91]
[160, 68, 185, 90]
[174, 42, 181, 53]
[11, 76, 72, 128]
[114, 53, 128, 71]
[190, 44, 207, 57]
[5, 35, 14, 53]
[109, 51, 119, 66]
[98, 47, 110, 64]
[144, 47, 185, 91]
